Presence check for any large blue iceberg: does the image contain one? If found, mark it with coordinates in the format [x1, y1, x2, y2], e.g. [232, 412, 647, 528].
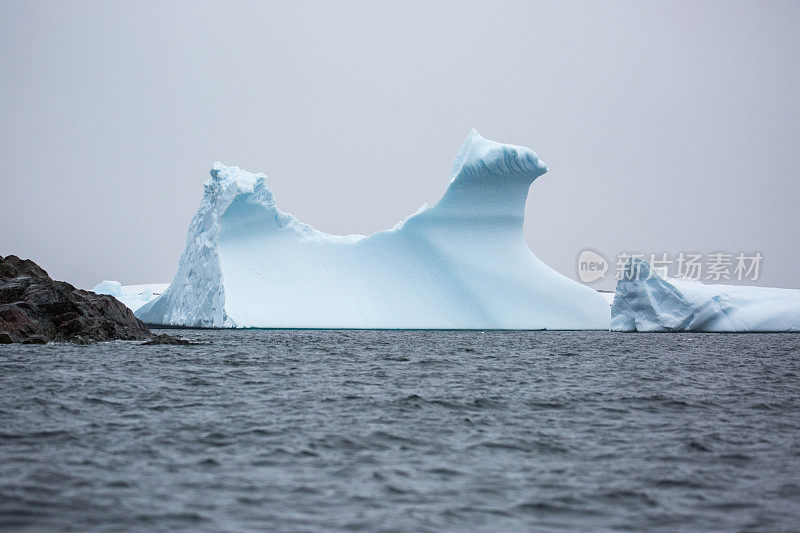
[611, 259, 800, 332]
[136, 130, 611, 329]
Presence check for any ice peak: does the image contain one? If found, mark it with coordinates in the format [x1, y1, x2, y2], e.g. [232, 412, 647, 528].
[620, 257, 654, 278]
[208, 162, 266, 195]
[449, 130, 548, 184]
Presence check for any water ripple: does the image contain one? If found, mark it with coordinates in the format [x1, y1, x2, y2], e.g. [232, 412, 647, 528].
[1, 330, 799, 531]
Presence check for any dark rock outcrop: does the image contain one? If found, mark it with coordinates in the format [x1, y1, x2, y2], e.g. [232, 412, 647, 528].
[0, 255, 153, 344]
[142, 333, 193, 345]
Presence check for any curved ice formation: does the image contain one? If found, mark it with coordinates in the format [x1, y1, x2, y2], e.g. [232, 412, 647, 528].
[136, 130, 611, 329]
[611, 259, 800, 332]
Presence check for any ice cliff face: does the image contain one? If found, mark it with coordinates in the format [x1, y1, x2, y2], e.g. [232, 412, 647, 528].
[611, 259, 800, 332]
[136, 130, 611, 329]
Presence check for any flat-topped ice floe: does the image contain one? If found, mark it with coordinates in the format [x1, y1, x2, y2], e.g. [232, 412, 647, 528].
[136, 130, 611, 329]
[611, 259, 800, 332]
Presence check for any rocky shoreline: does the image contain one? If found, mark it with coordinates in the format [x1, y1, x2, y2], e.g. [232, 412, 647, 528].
[0, 255, 185, 345]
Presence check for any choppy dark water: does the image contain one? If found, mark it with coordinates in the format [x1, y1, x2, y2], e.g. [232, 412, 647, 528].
[1, 331, 799, 532]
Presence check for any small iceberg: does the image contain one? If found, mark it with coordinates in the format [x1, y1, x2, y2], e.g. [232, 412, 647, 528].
[93, 281, 169, 313]
[611, 258, 800, 332]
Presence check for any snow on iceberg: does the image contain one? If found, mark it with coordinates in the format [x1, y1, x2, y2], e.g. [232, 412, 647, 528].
[611, 258, 800, 332]
[92, 281, 169, 312]
[136, 130, 611, 329]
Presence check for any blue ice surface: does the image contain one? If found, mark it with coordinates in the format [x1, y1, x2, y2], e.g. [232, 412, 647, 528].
[137, 131, 610, 330]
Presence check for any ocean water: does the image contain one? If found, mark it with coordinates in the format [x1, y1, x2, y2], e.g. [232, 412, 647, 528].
[1, 330, 799, 532]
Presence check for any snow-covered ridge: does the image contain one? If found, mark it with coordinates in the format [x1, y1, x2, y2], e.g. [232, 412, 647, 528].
[136, 130, 610, 329]
[611, 259, 800, 332]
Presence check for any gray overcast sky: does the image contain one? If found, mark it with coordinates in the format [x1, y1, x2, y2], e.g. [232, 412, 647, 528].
[1, 1, 799, 291]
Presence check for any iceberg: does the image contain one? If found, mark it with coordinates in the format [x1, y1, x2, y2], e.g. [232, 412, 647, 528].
[611, 259, 800, 332]
[92, 281, 169, 312]
[136, 130, 611, 329]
